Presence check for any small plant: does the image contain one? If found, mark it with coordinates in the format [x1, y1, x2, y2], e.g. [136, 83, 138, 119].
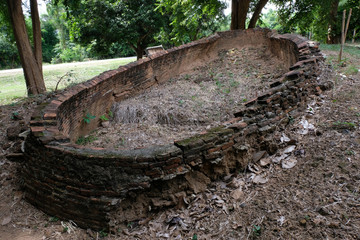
[49, 216, 59, 222]
[242, 98, 247, 102]
[62, 226, 68, 233]
[127, 221, 135, 228]
[11, 111, 20, 120]
[83, 113, 96, 124]
[215, 80, 223, 88]
[76, 135, 98, 145]
[333, 121, 356, 129]
[192, 234, 198, 240]
[345, 150, 355, 156]
[108, 110, 113, 118]
[55, 70, 77, 91]
[99, 230, 108, 238]
[99, 114, 109, 121]
[252, 225, 261, 237]
[116, 137, 126, 148]
[222, 88, 231, 94]
[230, 79, 240, 88]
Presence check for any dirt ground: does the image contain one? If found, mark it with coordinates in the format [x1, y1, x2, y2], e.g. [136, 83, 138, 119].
[0, 47, 359, 240]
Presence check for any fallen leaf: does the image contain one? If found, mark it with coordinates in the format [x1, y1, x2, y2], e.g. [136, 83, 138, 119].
[272, 154, 287, 163]
[260, 158, 271, 167]
[1, 216, 11, 226]
[253, 174, 268, 184]
[230, 188, 244, 200]
[280, 133, 290, 143]
[282, 158, 297, 169]
[284, 145, 296, 154]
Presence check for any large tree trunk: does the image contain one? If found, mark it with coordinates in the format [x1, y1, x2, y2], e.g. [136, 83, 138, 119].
[327, 0, 340, 44]
[248, 0, 269, 28]
[30, 0, 42, 73]
[231, 0, 251, 30]
[7, 0, 46, 95]
[135, 48, 143, 60]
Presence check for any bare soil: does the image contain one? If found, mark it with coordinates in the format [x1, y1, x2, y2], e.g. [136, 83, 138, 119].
[86, 47, 286, 150]
[0, 48, 359, 240]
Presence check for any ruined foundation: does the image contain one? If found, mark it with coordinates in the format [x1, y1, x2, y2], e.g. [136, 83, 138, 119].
[24, 29, 324, 230]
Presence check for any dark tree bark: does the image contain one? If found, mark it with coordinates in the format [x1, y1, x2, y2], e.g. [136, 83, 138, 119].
[128, 42, 144, 60]
[327, 0, 340, 44]
[30, 0, 42, 73]
[248, 0, 269, 28]
[231, 0, 251, 30]
[135, 47, 144, 60]
[7, 0, 46, 95]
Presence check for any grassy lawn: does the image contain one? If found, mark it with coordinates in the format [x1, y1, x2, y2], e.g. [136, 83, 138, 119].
[0, 57, 136, 105]
[320, 43, 360, 57]
[320, 43, 360, 76]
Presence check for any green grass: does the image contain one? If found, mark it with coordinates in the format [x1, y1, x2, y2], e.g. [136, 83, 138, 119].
[0, 57, 136, 105]
[320, 43, 360, 57]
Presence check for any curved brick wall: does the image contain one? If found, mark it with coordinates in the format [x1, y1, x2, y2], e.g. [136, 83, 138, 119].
[24, 29, 323, 230]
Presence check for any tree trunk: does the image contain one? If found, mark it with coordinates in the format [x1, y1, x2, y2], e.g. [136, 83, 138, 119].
[248, 0, 269, 28]
[231, 0, 251, 30]
[30, 0, 42, 73]
[7, 0, 46, 95]
[135, 48, 143, 60]
[327, 0, 340, 44]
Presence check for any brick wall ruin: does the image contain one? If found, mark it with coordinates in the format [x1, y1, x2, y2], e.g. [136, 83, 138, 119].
[24, 29, 324, 231]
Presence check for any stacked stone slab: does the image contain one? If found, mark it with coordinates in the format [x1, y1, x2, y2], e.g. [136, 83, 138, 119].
[24, 28, 324, 231]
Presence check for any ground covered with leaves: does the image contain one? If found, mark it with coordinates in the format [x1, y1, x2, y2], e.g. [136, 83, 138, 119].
[84, 47, 286, 150]
[0, 47, 359, 239]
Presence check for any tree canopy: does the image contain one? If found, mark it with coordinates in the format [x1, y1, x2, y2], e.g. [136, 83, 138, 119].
[276, 0, 360, 43]
[58, 0, 166, 60]
[156, 0, 227, 45]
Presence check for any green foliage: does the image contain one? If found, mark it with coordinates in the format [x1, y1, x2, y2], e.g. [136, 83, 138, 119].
[0, 31, 20, 69]
[49, 216, 59, 222]
[99, 230, 108, 238]
[41, 16, 58, 63]
[99, 114, 109, 121]
[83, 113, 96, 124]
[344, 65, 359, 75]
[75, 135, 98, 145]
[333, 121, 356, 129]
[10, 111, 19, 120]
[156, 0, 227, 45]
[60, 0, 166, 59]
[275, 0, 360, 43]
[257, 9, 284, 31]
[252, 224, 261, 237]
[52, 42, 89, 63]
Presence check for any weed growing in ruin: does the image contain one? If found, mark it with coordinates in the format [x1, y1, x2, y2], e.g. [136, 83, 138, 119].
[99, 230, 108, 237]
[10, 111, 20, 120]
[252, 225, 261, 238]
[49, 216, 59, 222]
[83, 113, 96, 124]
[99, 114, 109, 121]
[332, 121, 356, 129]
[76, 135, 98, 145]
